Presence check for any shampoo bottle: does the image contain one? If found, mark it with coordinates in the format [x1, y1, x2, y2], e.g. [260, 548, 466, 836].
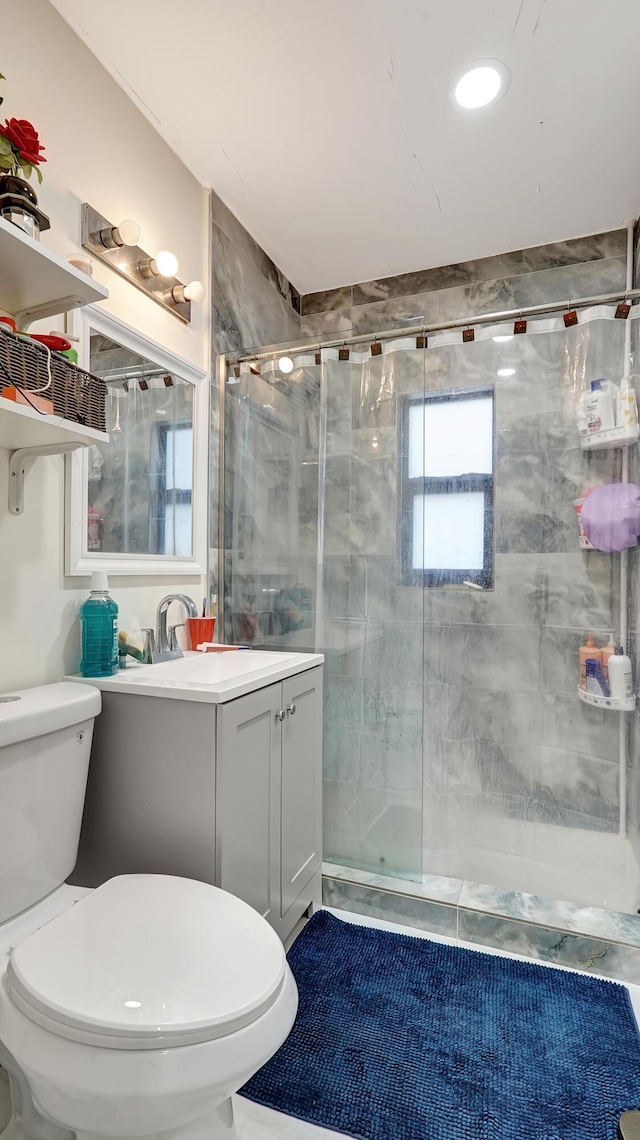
[579, 633, 601, 688]
[583, 380, 617, 434]
[607, 648, 634, 701]
[616, 376, 639, 430]
[601, 636, 616, 683]
[80, 571, 119, 678]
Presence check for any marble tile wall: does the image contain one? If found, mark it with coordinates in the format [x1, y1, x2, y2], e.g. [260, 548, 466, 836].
[209, 190, 302, 599]
[300, 230, 626, 339]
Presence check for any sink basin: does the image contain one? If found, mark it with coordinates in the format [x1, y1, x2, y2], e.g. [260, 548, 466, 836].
[65, 649, 323, 704]
[133, 650, 297, 682]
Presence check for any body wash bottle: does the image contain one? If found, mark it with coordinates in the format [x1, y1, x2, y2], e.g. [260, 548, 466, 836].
[608, 648, 634, 701]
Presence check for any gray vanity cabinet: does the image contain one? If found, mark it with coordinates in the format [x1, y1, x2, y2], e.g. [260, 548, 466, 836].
[216, 667, 323, 934]
[71, 661, 323, 943]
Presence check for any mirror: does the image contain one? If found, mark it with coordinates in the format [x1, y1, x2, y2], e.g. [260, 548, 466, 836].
[66, 310, 207, 576]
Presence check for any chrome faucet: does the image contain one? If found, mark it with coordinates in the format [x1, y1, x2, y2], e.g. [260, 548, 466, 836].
[140, 594, 198, 664]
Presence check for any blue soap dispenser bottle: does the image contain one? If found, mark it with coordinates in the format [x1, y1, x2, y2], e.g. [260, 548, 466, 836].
[80, 571, 119, 677]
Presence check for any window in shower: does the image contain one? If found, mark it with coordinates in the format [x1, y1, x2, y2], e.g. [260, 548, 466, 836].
[399, 387, 494, 588]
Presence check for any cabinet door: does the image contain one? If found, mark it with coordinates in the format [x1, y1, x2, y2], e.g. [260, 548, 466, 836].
[216, 683, 281, 924]
[280, 667, 323, 917]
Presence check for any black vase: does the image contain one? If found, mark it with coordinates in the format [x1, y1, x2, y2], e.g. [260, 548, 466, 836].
[0, 174, 50, 239]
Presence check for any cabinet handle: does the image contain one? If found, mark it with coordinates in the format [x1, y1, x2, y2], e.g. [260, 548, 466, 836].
[275, 709, 286, 722]
[287, 702, 297, 716]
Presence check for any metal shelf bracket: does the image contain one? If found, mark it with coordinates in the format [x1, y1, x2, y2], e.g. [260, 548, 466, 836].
[9, 441, 87, 515]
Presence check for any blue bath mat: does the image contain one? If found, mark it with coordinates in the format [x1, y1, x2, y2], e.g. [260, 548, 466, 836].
[241, 910, 640, 1140]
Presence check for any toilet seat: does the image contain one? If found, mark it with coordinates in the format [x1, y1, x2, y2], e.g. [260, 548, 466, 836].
[6, 874, 286, 1049]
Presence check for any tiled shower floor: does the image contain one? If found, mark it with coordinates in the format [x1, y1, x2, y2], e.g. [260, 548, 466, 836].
[2, 907, 640, 1140]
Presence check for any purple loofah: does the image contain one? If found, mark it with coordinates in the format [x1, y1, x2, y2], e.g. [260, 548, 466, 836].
[581, 483, 640, 552]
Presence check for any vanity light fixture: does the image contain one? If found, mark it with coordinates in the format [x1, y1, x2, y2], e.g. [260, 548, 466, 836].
[81, 203, 204, 323]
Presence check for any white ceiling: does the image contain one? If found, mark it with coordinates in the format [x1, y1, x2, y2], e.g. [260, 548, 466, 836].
[51, 0, 640, 294]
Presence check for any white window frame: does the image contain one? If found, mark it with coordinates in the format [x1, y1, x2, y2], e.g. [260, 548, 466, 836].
[399, 386, 495, 589]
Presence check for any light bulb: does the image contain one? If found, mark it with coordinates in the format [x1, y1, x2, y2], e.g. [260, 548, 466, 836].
[279, 356, 294, 374]
[115, 219, 141, 246]
[452, 61, 508, 110]
[183, 280, 206, 303]
[154, 250, 179, 277]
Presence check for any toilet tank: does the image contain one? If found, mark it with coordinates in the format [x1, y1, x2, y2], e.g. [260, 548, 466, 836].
[0, 682, 102, 924]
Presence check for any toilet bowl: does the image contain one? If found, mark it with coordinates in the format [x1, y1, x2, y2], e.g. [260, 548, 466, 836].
[0, 685, 298, 1140]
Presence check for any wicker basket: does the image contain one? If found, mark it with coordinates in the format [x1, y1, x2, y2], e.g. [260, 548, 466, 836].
[0, 328, 107, 432]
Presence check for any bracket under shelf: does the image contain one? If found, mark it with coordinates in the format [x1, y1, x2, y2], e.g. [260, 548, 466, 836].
[9, 441, 87, 515]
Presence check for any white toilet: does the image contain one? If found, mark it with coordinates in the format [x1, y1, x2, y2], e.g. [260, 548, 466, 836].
[0, 683, 298, 1140]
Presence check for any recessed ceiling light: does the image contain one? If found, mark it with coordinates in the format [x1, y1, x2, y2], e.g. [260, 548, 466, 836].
[492, 334, 513, 343]
[451, 61, 509, 110]
[497, 367, 516, 377]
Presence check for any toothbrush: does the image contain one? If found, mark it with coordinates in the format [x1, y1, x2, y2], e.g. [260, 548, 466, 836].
[202, 598, 207, 617]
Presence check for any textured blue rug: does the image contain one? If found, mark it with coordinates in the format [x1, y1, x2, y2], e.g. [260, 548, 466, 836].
[241, 910, 640, 1140]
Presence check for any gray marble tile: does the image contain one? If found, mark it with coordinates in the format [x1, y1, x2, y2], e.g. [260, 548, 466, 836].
[322, 876, 458, 938]
[538, 552, 616, 631]
[300, 309, 353, 338]
[457, 908, 640, 983]
[211, 223, 301, 357]
[459, 880, 640, 947]
[302, 285, 353, 317]
[322, 777, 361, 866]
[528, 746, 619, 833]
[347, 231, 625, 308]
[423, 623, 541, 693]
[210, 190, 300, 312]
[321, 555, 350, 621]
[350, 454, 397, 556]
[320, 862, 463, 905]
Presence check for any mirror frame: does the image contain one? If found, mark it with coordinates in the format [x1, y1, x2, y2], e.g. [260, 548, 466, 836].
[65, 307, 209, 576]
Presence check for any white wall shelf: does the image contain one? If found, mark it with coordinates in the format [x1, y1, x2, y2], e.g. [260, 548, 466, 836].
[580, 424, 640, 451]
[577, 685, 636, 712]
[0, 215, 108, 327]
[1, 399, 108, 515]
[0, 398, 107, 452]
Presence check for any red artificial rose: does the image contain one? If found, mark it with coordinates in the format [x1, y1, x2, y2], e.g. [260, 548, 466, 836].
[2, 118, 46, 166]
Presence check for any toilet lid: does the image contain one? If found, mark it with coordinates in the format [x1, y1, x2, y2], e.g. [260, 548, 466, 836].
[6, 875, 287, 1049]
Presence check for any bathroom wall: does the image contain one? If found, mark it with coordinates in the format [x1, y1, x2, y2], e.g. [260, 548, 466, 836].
[0, 0, 209, 692]
[208, 190, 302, 598]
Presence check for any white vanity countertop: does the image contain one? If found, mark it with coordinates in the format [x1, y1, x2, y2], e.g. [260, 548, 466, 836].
[64, 649, 324, 705]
